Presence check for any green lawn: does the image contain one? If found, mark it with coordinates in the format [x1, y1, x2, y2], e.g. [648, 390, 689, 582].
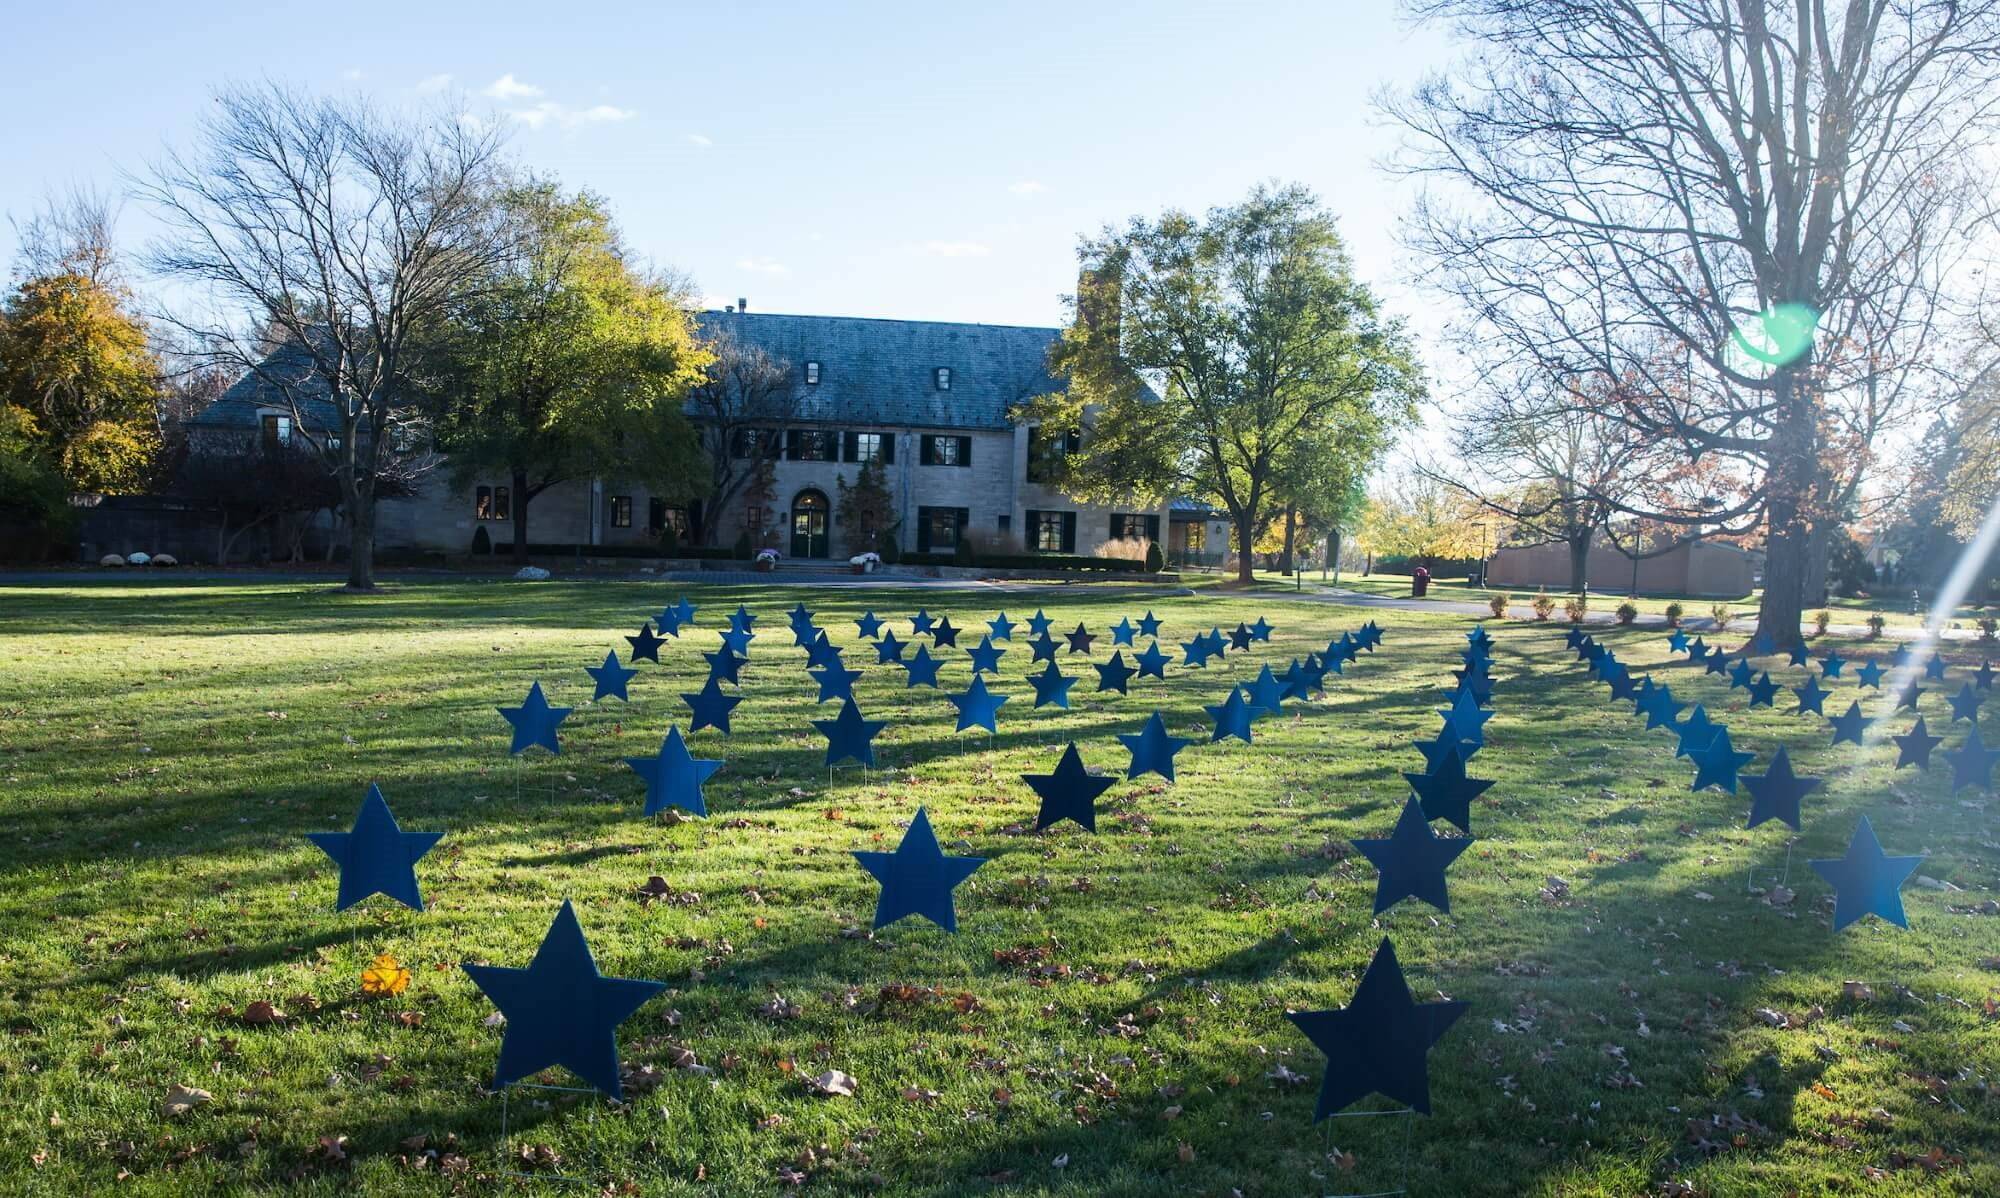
[1, 577, 1995, 1196]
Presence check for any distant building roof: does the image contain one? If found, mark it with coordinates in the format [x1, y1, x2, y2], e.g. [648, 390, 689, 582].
[187, 340, 345, 433]
[694, 310, 1065, 431]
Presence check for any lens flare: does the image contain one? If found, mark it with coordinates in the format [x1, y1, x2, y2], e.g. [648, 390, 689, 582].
[1727, 303, 1820, 369]
[1863, 487, 2000, 749]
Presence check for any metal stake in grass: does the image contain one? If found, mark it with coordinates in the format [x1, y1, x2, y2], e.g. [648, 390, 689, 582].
[1319, 1103, 1415, 1198]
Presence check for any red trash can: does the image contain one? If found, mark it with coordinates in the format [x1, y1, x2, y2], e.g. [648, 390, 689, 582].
[1411, 566, 1431, 597]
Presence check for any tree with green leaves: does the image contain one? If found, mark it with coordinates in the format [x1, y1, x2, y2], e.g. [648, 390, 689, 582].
[1020, 183, 1422, 585]
[434, 179, 709, 560]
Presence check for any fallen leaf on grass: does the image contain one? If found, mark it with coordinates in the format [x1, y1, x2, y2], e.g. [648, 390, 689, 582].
[161, 1084, 211, 1117]
[807, 1069, 857, 1097]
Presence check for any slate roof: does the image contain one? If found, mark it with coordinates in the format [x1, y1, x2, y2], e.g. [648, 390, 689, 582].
[694, 310, 1064, 431]
[187, 340, 346, 433]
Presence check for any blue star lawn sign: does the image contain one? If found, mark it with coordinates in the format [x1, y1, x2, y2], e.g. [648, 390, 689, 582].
[1668, 629, 1690, 653]
[1704, 652, 1732, 677]
[719, 626, 755, 658]
[809, 662, 864, 704]
[1743, 746, 1818, 831]
[1405, 746, 1494, 834]
[1202, 628, 1229, 657]
[500, 682, 570, 755]
[1925, 652, 1948, 682]
[1250, 616, 1273, 642]
[1026, 609, 1053, 637]
[1024, 743, 1117, 833]
[1095, 651, 1136, 695]
[1110, 617, 1136, 646]
[931, 616, 960, 649]
[1134, 641, 1171, 679]
[805, 632, 844, 672]
[1728, 658, 1755, 689]
[1746, 672, 1779, 708]
[853, 808, 985, 932]
[1245, 665, 1287, 717]
[1120, 712, 1192, 782]
[1137, 610, 1162, 638]
[1793, 674, 1830, 716]
[910, 610, 934, 636]
[1893, 682, 1925, 712]
[586, 650, 637, 702]
[1828, 701, 1872, 746]
[1437, 688, 1493, 748]
[1947, 726, 1998, 791]
[1205, 687, 1254, 744]
[967, 636, 1006, 675]
[625, 623, 665, 664]
[1641, 684, 1687, 732]
[1691, 727, 1754, 793]
[702, 648, 746, 686]
[1286, 937, 1466, 1119]
[463, 900, 665, 1100]
[1180, 635, 1215, 669]
[814, 699, 885, 767]
[1355, 796, 1472, 914]
[988, 612, 1015, 641]
[948, 676, 1009, 734]
[786, 602, 813, 631]
[1280, 659, 1314, 702]
[681, 676, 743, 735]
[1855, 659, 1886, 689]
[625, 726, 722, 818]
[670, 597, 697, 628]
[1948, 683, 1983, 723]
[1788, 643, 1810, 668]
[1821, 650, 1847, 678]
[655, 606, 683, 638]
[1029, 660, 1076, 709]
[1028, 632, 1061, 664]
[875, 631, 908, 664]
[1228, 623, 1254, 652]
[1685, 637, 1708, 662]
[1977, 660, 1996, 690]
[1893, 716, 1942, 770]
[1565, 626, 1589, 652]
[1674, 705, 1719, 758]
[1809, 816, 1923, 931]
[1414, 724, 1477, 771]
[856, 610, 883, 639]
[306, 784, 441, 912]
[729, 604, 756, 632]
[1066, 623, 1096, 655]
[901, 644, 944, 689]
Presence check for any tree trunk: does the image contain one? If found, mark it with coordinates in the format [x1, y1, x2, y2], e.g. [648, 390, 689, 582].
[1327, 529, 1339, 581]
[1567, 533, 1591, 594]
[345, 485, 376, 591]
[1800, 519, 1834, 608]
[1234, 511, 1257, 584]
[1753, 371, 1815, 647]
[511, 468, 531, 564]
[1279, 503, 1298, 575]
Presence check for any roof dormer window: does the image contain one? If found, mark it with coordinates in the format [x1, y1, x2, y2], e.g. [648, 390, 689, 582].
[934, 366, 952, 391]
[804, 360, 820, 385]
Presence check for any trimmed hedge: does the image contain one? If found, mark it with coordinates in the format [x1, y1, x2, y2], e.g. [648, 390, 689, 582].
[901, 551, 1154, 574]
[491, 542, 739, 560]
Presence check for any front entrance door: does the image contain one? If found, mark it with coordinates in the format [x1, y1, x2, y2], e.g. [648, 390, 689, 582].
[790, 490, 829, 558]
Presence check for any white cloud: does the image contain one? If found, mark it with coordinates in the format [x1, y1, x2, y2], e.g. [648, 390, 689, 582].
[483, 73, 544, 100]
[576, 104, 636, 123]
[1007, 180, 1047, 195]
[687, 133, 713, 149]
[735, 256, 789, 276]
[922, 240, 993, 258]
[416, 73, 454, 94]
[508, 102, 637, 129]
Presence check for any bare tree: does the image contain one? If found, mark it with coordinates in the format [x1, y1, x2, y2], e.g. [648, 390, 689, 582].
[137, 83, 508, 590]
[9, 185, 121, 286]
[686, 326, 798, 546]
[1388, 0, 2000, 642]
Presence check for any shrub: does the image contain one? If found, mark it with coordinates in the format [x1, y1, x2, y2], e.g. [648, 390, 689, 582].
[1144, 539, 1165, 573]
[1710, 603, 1733, 631]
[1531, 591, 1556, 621]
[1616, 601, 1639, 625]
[1093, 536, 1151, 563]
[732, 531, 753, 561]
[470, 525, 491, 556]
[1812, 609, 1832, 637]
[878, 536, 901, 566]
[1866, 613, 1886, 639]
[658, 523, 679, 556]
[952, 536, 976, 566]
[1978, 615, 1997, 643]
[1563, 595, 1589, 623]
[1664, 601, 1685, 627]
[1488, 592, 1511, 618]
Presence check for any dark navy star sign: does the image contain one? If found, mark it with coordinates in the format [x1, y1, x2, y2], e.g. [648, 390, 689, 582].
[1287, 937, 1467, 1119]
[1120, 712, 1192, 781]
[500, 682, 571, 755]
[306, 784, 442, 911]
[1354, 796, 1472, 914]
[625, 726, 723, 817]
[1024, 743, 1117, 833]
[586, 650, 638, 702]
[853, 808, 985, 932]
[1743, 747, 1819, 831]
[815, 699, 886, 767]
[1809, 816, 1923, 931]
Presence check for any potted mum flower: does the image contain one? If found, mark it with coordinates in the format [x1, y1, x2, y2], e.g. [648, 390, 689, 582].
[754, 547, 781, 573]
[849, 551, 881, 575]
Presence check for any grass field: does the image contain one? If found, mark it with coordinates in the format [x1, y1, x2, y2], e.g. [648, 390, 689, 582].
[1, 576, 1996, 1196]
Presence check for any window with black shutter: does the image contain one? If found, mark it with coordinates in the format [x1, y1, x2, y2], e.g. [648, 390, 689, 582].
[920, 434, 970, 467]
[845, 432, 891, 464]
[1029, 509, 1074, 553]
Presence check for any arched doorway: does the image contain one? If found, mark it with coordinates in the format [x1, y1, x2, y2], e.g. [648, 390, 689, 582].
[790, 489, 829, 559]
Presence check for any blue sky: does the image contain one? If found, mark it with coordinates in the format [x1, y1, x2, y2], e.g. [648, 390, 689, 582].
[3, 1, 1458, 395]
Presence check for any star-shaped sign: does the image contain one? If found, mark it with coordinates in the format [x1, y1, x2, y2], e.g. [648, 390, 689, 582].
[1028, 632, 1060, 663]
[1437, 688, 1493, 748]
[1728, 658, 1755, 689]
[910, 609, 935, 636]
[790, 619, 820, 650]
[901, 644, 943, 689]
[500, 682, 570, 755]
[1686, 637, 1709, 662]
[787, 602, 813, 631]
[655, 606, 683, 638]
[1792, 674, 1830, 716]
[1893, 716, 1942, 770]
[1606, 666, 1642, 703]
[1668, 629, 1690, 653]
[626, 623, 665, 664]
[1120, 712, 1192, 782]
[1414, 724, 1477, 771]
[1566, 626, 1590, 651]
[1924, 652, 1948, 682]
[809, 662, 864, 704]
[988, 612, 1016, 641]
[1690, 727, 1754, 794]
[306, 784, 442, 912]
[1673, 705, 1718, 758]
[1109, 617, 1136, 646]
[948, 676, 1009, 733]
[814, 698, 885, 767]
[625, 726, 722, 817]
[1892, 682, 1925, 712]
[1746, 672, 1779, 708]
[586, 650, 638, 703]
[1354, 796, 1473, 914]
[1809, 816, 1923, 931]
[728, 604, 756, 632]
[1202, 628, 1229, 658]
[463, 900, 666, 1099]
[1286, 937, 1467, 1119]
[1026, 609, 1053, 637]
[719, 626, 755, 658]
[1787, 643, 1810, 668]
[856, 610, 883, 639]
[1206, 686, 1254, 744]
[1250, 616, 1273, 642]
[931, 616, 960, 649]
[967, 636, 1007, 675]
[1029, 659, 1076, 709]
[670, 597, 697, 628]
[1947, 725, 1999, 791]
[1828, 701, 1871, 746]
[681, 676, 743, 734]
[1856, 659, 1886, 688]
[1743, 746, 1819, 831]
[1704, 652, 1732, 677]
[1065, 623, 1095, 655]
[1245, 665, 1287, 717]
[1137, 610, 1162, 638]
[1095, 651, 1136, 694]
[1280, 658, 1315, 702]
[1976, 660, 1996, 691]
[805, 632, 844, 672]
[1641, 684, 1687, 732]
[1820, 650, 1846, 678]
[1228, 623, 1254, 652]
[875, 630, 908, 664]
[1948, 683, 1983, 723]
[853, 808, 985, 931]
[1404, 745, 1494, 833]
[1134, 641, 1170, 679]
[1024, 743, 1117, 833]
[702, 648, 746, 686]
[1179, 635, 1214, 669]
